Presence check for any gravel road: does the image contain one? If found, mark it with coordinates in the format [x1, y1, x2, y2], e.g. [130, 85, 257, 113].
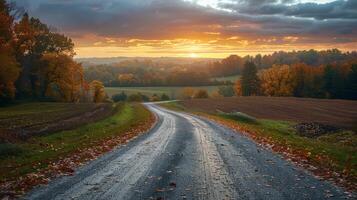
[25, 103, 350, 200]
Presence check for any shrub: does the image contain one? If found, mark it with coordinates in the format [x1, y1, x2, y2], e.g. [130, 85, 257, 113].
[161, 93, 170, 101]
[179, 87, 195, 99]
[218, 85, 235, 97]
[150, 94, 160, 102]
[112, 92, 127, 102]
[194, 89, 209, 99]
[140, 93, 150, 102]
[211, 91, 223, 98]
[128, 93, 143, 102]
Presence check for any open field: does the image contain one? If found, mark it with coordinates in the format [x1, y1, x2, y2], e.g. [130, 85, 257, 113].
[162, 100, 357, 190]
[211, 75, 240, 82]
[105, 86, 221, 98]
[180, 96, 357, 129]
[0, 103, 153, 182]
[0, 103, 114, 141]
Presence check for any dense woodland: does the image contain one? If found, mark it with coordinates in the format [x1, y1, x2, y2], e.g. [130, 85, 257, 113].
[0, 1, 104, 104]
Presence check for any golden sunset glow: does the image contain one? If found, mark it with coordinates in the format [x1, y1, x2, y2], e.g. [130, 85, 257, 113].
[15, 0, 356, 58]
[74, 37, 357, 58]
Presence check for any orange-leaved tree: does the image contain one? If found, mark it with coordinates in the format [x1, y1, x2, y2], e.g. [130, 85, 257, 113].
[194, 89, 209, 99]
[260, 64, 297, 96]
[0, 0, 20, 102]
[90, 80, 106, 103]
[40, 53, 83, 102]
[179, 87, 196, 99]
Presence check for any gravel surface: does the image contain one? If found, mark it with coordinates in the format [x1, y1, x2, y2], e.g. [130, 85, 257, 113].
[25, 104, 350, 200]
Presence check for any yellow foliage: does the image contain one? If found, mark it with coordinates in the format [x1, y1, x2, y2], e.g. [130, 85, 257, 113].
[90, 80, 106, 103]
[40, 53, 83, 102]
[118, 73, 135, 85]
[179, 87, 195, 99]
[0, 50, 20, 100]
[211, 90, 223, 98]
[234, 80, 242, 96]
[260, 65, 297, 96]
[194, 89, 209, 99]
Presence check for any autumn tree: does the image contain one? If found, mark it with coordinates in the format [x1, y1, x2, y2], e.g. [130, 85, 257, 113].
[179, 87, 195, 99]
[90, 80, 106, 103]
[0, 0, 20, 102]
[150, 94, 160, 102]
[260, 65, 296, 96]
[118, 73, 136, 86]
[194, 89, 209, 99]
[292, 63, 325, 97]
[234, 80, 242, 96]
[346, 64, 357, 99]
[14, 13, 74, 98]
[241, 61, 260, 96]
[40, 53, 83, 102]
[210, 90, 223, 98]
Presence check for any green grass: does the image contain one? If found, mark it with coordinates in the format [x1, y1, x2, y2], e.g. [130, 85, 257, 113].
[0, 103, 151, 180]
[161, 101, 357, 179]
[105, 86, 221, 99]
[211, 75, 241, 82]
[225, 118, 356, 176]
[217, 111, 258, 124]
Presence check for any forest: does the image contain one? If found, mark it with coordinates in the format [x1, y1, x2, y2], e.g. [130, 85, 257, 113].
[235, 61, 357, 100]
[0, 1, 104, 104]
[84, 50, 357, 100]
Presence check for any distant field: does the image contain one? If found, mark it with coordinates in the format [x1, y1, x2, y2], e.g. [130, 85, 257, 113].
[211, 75, 240, 82]
[181, 97, 357, 129]
[105, 86, 221, 99]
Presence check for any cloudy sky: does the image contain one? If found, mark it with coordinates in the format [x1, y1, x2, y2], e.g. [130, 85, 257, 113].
[12, 0, 357, 58]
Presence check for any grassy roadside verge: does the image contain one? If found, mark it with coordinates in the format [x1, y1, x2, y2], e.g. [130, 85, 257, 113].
[0, 103, 155, 198]
[161, 101, 356, 191]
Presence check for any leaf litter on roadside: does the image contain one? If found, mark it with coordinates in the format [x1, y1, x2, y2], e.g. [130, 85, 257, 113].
[0, 113, 156, 199]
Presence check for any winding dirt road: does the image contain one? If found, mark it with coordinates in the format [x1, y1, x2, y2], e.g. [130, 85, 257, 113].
[25, 104, 349, 200]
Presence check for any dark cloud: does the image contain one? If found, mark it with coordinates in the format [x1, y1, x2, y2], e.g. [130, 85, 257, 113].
[220, 0, 357, 20]
[11, 0, 357, 44]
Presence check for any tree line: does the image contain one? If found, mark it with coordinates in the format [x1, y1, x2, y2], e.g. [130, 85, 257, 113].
[84, 60, 228, 87]
[235, 61, 357, 100]
[209, 49, 357, 77]
[84, 49, 357, 88]
[0, 1, 105, 104]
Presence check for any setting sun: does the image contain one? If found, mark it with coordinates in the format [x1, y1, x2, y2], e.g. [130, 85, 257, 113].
[189, 53, 198, 58]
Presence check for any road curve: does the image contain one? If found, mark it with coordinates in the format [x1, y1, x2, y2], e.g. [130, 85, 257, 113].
[25, 104, 349, 200]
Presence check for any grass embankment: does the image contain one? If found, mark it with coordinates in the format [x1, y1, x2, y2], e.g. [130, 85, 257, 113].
[162, 101, 357, 190]
[0, 103, 154, 196]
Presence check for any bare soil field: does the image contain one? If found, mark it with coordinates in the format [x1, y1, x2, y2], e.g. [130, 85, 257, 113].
[181, 97, 357, 129]
[0, 103, 114, 142]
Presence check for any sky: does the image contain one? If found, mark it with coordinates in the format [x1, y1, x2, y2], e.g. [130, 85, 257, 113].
[12, 0, 357, 58]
